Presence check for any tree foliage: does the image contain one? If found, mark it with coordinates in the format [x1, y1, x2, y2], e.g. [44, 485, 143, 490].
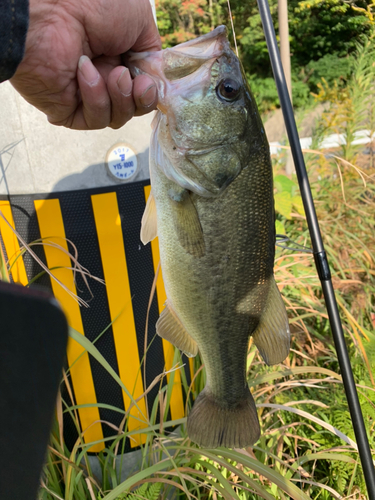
[156, 0, 211, 45]
[155, 0, 374, 110]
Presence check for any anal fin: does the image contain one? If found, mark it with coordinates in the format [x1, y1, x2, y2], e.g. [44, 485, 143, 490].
[141, 191, 157, 244]
[156, 301, 198, 358]
[252, 277, 290, 365]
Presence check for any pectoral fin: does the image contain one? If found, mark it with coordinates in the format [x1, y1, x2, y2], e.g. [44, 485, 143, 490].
[141, 191, 157, 244]
[252, 277, 290, 365]
[169, 188, 205, 258]
[156, 301, 198, 358]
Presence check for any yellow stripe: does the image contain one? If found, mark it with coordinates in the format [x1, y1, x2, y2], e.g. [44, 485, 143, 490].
[34, 199, 103, 452]
[143, 186, 185, 420]
[91, 192, 147, 447]
[0, 201, 28, 285]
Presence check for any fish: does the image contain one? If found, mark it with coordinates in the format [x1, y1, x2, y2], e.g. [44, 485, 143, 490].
[127, 26, 290, 449]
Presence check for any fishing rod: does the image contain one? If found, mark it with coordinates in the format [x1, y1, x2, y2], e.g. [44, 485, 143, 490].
[256, 1, 375, 497]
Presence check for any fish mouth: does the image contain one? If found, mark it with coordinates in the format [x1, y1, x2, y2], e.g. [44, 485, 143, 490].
[160, 26, 228, 81]
[127, 25, 228, 74]
[126, 26, 231, 107]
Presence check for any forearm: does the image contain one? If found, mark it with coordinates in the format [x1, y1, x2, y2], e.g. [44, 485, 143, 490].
[0, 0, 29, 82]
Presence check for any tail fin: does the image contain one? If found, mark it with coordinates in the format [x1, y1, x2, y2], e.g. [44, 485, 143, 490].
[187, 389, 260, 448]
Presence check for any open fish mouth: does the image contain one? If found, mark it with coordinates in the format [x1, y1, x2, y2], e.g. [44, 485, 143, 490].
[126, 26, 233, 114]
[128, 25, 228, 81]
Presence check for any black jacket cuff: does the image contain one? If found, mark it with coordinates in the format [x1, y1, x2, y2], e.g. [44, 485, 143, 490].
[0, 0, 29, 82]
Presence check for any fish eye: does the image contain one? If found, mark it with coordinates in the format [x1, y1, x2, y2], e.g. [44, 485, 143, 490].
[216, 78, 241, 102]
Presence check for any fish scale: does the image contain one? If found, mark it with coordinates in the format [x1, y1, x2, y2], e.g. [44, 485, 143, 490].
[128, 25, 290, 448]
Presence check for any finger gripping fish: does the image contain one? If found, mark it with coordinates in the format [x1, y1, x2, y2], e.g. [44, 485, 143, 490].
[128, 26, 290, 449]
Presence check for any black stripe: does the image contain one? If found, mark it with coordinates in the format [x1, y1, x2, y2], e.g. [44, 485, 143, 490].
[182, 354, 192, 388]
[6, 195, 52, 290]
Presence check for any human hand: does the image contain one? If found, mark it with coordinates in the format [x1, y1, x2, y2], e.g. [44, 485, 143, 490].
[10, 0, 161, 130]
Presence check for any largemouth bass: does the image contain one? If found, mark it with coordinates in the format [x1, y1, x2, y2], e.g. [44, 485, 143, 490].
[128, 26, 290, 448]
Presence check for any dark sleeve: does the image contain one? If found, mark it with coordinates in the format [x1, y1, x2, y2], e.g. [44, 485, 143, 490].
[0, 0, 29, 83]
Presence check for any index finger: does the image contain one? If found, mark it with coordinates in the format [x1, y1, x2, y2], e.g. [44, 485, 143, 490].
[129, 2, 162, 53]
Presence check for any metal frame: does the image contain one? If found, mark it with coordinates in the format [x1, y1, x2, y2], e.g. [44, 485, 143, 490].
[256, 1, 375, 497]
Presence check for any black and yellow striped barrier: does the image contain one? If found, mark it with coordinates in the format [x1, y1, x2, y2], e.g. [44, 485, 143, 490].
[0, 181, 192, 453]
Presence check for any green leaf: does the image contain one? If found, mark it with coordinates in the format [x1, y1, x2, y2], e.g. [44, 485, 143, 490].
[120, 482, 162, 500]
[296, 452, 357, 466]
[249, 366, 342, 388]
[274, 191, 293, 219]
[68, 327, 146, 422]
[275, 219, 285, 235]
[257, 403, 357, 450]
[292, 195, 305, 215]
[274, 174, 297, 194]
[202, 448, 311, 500]
[146, 483, 163, 500]
[196, 460, 242, 500]
[101, 459, 187, 500]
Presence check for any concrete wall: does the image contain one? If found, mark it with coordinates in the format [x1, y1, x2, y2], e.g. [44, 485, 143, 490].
[0, 82, 153, 195]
